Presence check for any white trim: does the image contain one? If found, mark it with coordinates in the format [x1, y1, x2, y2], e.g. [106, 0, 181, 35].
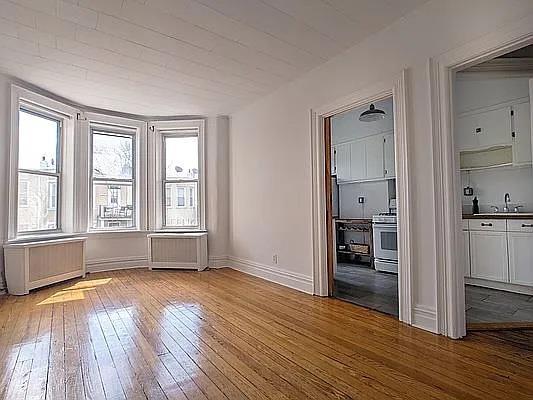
[412, 305, 438, 333]
[310, 71, 414, 325]
[428, 16, 533, 338]
[227, 256, 314, 294]
[209, 256, 230, 268]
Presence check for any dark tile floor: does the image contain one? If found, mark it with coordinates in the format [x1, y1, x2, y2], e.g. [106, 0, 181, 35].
[333, 263, 398, 317]
[465, 285, 533, 324]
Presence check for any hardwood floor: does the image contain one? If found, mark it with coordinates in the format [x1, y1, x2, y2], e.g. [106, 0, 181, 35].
[1, 268, 532, 400]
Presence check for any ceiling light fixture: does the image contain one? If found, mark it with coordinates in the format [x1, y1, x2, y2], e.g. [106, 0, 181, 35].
[359, 103, 386, 122]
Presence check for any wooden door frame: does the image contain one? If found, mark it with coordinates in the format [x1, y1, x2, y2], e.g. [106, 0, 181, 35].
[428, 18, 533, 338]
[311, 70, 413, 325]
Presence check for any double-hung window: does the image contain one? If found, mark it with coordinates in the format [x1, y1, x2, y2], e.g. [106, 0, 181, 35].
[153, 120, 205, 231]
[17, 108, 61, 234]
[90, 125, 135, 230]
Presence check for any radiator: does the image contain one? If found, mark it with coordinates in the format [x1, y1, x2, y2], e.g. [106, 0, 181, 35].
[3, 237, 87, 295]
[147, 233, 208, 270]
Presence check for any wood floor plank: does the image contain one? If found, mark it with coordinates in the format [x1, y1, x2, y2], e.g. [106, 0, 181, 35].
[0, 268, 533, 400]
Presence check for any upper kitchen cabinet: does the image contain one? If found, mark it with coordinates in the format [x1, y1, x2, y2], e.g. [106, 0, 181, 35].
[364, 134, 385, 180]
[456, 106, 511, 151]
[455, 75, 532, 170]
[512, 101, 532, 165]
[349, 141, 366, 181]
[335, 143, 351, 182]
[384, 133, 395, 179]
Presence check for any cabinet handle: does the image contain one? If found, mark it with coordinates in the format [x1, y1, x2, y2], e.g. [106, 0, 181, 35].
[480, 223, 493, 227]
[521, 224, 533, 228]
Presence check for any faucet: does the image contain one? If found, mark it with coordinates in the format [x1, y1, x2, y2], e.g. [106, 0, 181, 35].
[503, 193, 511, 213]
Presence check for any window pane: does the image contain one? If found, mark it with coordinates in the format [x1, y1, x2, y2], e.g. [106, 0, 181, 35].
[165, 182, 198, 227]
[92, 132, 133, 179]
[92, 182, 134, 229]
[17, 173, 58, 232]
[18, 109, 59, 173]
[165, 136, 198, 179]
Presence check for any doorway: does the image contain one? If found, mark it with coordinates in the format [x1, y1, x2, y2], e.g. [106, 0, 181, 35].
[452, 44, 533, 331]
[325, 98, 399, 317]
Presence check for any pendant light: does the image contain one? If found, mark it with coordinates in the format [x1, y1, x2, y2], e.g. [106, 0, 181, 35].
[359, 103, 386, 122]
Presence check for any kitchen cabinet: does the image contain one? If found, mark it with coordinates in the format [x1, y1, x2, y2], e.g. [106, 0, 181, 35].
[335, 143, 350, 182]
[331, 146, 337, 175]
[463, 230, 470, 277]
[384, 133, 395, 178]
[470, 230, 508, 282]
[456, 106, 512, 151]
[508, 232, 533, 286]
[512, 101, 532, 165]
[507, 220, 533, 286]
[349, 141, 366, 181]
[364, 134, 384, 180]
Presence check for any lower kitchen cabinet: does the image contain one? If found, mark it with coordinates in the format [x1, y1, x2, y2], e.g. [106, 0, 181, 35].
[508, 232, 533, 286]
[470, 230, 508, 282]
[463, 230, 470, 277]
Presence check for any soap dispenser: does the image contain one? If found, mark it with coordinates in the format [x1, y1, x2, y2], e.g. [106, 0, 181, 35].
[472, 197, 479, 215]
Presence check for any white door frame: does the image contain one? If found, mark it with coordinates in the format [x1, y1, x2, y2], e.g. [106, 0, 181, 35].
[310, 70, 413, 325]
[428, 17, 533, 339]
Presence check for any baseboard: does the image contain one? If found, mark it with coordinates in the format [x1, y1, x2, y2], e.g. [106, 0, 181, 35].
[465, 277, 533, 295]
[227, 256, 314, 294]
[412, 304, 438, 333]
[208, 256, 230, 269]
[86, 256, 149, 273]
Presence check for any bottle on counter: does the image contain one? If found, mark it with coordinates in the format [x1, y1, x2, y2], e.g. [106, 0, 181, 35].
[472, 197, 479, 214]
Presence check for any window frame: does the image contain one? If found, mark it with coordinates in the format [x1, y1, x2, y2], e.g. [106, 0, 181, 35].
[89, 124, 137, 231]
[9, 86, 78, 241]
[150, 119, 206, 232]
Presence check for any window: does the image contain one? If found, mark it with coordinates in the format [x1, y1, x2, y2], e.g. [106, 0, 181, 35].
[160, 127, 203, 229]
[17, 108, 61, 233]
[90, 127, 135, 230]
[48, 181, 57, 209]
[176, 187, 185, 207]
[19, 181, 29, 207]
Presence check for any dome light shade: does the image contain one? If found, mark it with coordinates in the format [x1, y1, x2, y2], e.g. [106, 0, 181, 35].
[359, 103, 386, 122]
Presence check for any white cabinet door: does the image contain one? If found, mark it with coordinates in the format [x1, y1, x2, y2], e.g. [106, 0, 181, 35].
[470, 231, 508, 282]
[335, 143, 350, 182]
[331, 146, 337, 175]
[349, 141, 366, 181]
[512, 102, 532, 165]
[364, 134, 384, 180]
[508, 232, 533, 286]
[456, 107, 511, 151]
[463, 230, 471, 278]
[383, 133, 395, 178]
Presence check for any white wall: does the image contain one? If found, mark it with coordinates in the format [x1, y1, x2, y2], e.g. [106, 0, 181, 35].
[339, 181, 390, 219]
[229, 0, 533, 330]
[461, 166, 533, 213]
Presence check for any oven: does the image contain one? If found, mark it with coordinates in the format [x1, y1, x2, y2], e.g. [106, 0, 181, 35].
[372, 220, 398, 273]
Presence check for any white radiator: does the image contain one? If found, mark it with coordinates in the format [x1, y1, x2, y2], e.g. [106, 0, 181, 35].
[147, 233, 208, 270]
[3, 237, 87, 295]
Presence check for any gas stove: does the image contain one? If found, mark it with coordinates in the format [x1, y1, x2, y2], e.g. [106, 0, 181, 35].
[372, 213, 397, 224]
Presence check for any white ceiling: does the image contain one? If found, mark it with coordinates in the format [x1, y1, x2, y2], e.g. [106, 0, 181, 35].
[0, 0, 428, 116]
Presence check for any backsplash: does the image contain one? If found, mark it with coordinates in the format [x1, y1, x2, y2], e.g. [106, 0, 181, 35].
[339, 180, 392, 218]
[461, 166, 533, 213]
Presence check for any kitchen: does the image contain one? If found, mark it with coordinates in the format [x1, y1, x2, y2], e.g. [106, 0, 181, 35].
[455, 44, 533, 327]
[330, 97, 399, 317]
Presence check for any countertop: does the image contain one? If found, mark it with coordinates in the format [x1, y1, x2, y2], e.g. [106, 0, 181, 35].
[463, 214, 533, 220]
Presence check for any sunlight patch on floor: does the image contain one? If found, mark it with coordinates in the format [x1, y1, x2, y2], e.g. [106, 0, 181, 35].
[37, 278, 112, 305]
